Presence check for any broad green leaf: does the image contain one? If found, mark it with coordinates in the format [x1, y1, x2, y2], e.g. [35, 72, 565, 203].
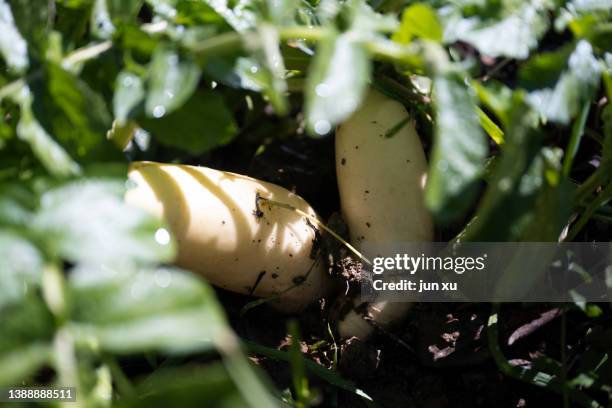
[113, 71, 145, 125]
[7, 0, 50, 55]
[0, 0, 28, 73]
[33, 180, 175, 267]
[69, 267, 226, 354]
[116, 364, 251, 408]
[349, 0, 398, 33]
[117, 25, 158, 58]
[202, 0, 256, 31]
[141, 89, 238, 154]
[393, 3, 443, 44]
[175, 0, 227, 26]
[91, 0, 116, 39]
[518, 45, 573, 90]
[54, 1, 94, 49]
[426, 73, 487, 223]
[245, 24, 289, 115]
[145, 46, 201, 118]
[0, 343, 52, 387]
[444, 1, 550, 59]
[305, 31, 370, 135]
[108, 0, 144, 22]
[31, 63, 113, 159]
[0, 296, 54, 386]
[461, 97, 548, 241]
[264, 0, 299, 25]
[0, 231, 43, 309]
[0, 183, 35, 226]
[522, 149, 574, 241]
[12, 86, 81, 177]
[570, 0, 612, 12]
[526, 41, 601, 124]
[0, 295, 54, 349]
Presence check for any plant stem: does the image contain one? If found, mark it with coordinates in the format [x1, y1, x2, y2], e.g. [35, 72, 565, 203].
[562, 101, 590, 177]
[0, 78, 26, 101]
[560, 308, 570, 408]
[62, 40, 113, 68]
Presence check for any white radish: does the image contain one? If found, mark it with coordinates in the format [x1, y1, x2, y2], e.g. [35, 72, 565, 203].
[125, 161, 330, 312]
[335, 89, 433, 338]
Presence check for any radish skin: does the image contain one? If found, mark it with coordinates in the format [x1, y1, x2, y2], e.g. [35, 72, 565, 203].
[335, 90, 433, 338]
[125, 161, 329, 311]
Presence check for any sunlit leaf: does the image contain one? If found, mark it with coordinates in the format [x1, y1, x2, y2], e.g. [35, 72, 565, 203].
[526, 41, 601, 124]
[6, 0, 50, 55]
[0, 231, 43, 309]
[245, 24, 289, 115]
[0, 0, 28, 73]
[0, 296, 54, 386]
[114, 71, 145, 125]
[0, 343, 52, 387]
[91, 0, 116, 39]
[393, 3, 442, 44]
[444, 1, 550, 59]
[31, 63, 113, 159]
[69, 267, 226, 354]
[33, 180, 175, 267]
[12, 86, 81, 177]
[305, 30, 370, 135]
[145, 46, 201, 118]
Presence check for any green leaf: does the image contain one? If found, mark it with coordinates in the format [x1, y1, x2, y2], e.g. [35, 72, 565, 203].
[69, 267, 227, 354]
[263, 0, 299, 25]
[244, 340, 377, 406]
[393, 3, 443, 44]
[145, 46, 201, 118]
[461, 97, 549, 241]
[473, 81, 517, 128]
[244, 24, 289, 115]
[91, 0, 116, 39]
[444, 1, 550, 59]
[114, 71, 145, 125]
[0, 343, 52, 387]
[7, 0, 50, 55]
[526, 41, 601, 124]
[569, 0, 612, 12]
[0, 295, 54, 386]
[31, 63, 113, 159]
[175, 0, 227, 26]
[0, 0, 28, 73]
[0, 183, 35, 226]
[0, 231, 43, 309]
[197, 0, 256, 31]
[33, 179, 175, 267]
[12, 86, 81, 177]
[141, 89, 237, 154]
[522, 150, 575, 241]
[518, 46, 573, 90]
[305, 30, 370, 135]
[426, 73, 488, 223]
[107, 0, 144, 22]
[117, 364, 251, 408]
